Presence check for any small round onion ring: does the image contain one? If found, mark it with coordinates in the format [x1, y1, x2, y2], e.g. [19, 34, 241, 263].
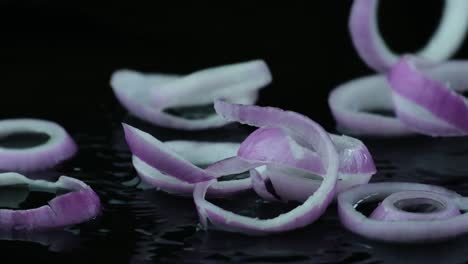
[240, 127, 375, 201]
[370, 191, 460, 221]
[0, 172, 100, 231]
[337, 182, 468, 243]
[350, 0, 468, 72]
[328, 74, 413, 136]
[132, 140, 251, 197]
[193, 101, 339, 235]
[0, 119, 77, 171]
[110, 60, 271, 130]
[388, 58, 468, 136]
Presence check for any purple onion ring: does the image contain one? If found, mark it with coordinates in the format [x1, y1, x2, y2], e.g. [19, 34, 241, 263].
[338, 182, 468, 243]
[110, 60, 271, 130]
[0, 172, 100, 231]
[0, 119, 77, 171]
[370, 190, 460, 221]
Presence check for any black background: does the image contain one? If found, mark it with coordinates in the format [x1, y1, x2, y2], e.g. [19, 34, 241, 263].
[0, 0, 452, 129]
[1, 0, 468, 263]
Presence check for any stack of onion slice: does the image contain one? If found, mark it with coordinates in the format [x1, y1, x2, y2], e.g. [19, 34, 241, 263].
[330, 0, 468, 137]
[111, 60, 272, 130]
[124, 100, 376, 234]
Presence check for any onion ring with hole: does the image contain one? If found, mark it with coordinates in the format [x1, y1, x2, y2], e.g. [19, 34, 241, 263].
[338, 182, 468, 243]
[132, 141, 252, 197]
[0, 119, 77, 171]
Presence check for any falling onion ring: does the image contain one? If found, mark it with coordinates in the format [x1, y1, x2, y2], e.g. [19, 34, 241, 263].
[193, 101, 339, 235]
[338, 182, 468, 243]
[350, 0, 468, 72]
[0, 119, 77, 171]
[110, 60, 271, 130]
[0, 172, 100, 231]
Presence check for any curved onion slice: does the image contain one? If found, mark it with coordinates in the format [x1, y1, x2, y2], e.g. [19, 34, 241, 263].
[370, 191, 460, 221]
[0, 119, 77, 171]
[388, 58, 468, 136]
[350, 0, 468, 72]
[193, 101, 339, 235]
[329, 74, 412, 136]
[338, 182, 468, 243]
[149, 60, 272, 109]
[110, 60, 271, 130]
[0, 172, 100, 231]
[132, 141, 251, 197]
[123, 124, 214, 183]
[240, 127, 375, 201]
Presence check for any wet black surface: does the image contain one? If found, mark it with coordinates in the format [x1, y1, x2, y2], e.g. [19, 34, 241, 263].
[1, 111, 468, 264]
[1, 0, 467, 263]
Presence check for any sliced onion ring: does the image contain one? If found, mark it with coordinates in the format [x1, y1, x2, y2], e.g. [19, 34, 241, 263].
[240, 127, 375, 201]
[350, 0, 468, 72]
[149, 60, 272, 109]
[388, 58, 468, 136]
[110, 60, 270, 130]
[132, 140, 252, 197]
[0, 172, 100, 231]
[370, 191, 460, 221]
[193, 101, 339, 235]
[122, 124, 214, 183]
[338, 182, 468, 243]
[328, 74, 412, 136]
[0, 119, 77, 171]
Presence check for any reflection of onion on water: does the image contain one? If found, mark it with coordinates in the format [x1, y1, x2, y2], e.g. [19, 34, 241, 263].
[0, 229, 80, 253]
